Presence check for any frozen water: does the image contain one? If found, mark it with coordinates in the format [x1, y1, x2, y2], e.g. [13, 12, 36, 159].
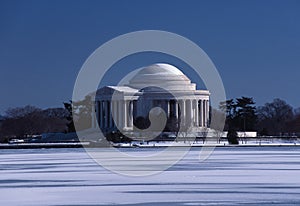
[1, 147, 300, 205]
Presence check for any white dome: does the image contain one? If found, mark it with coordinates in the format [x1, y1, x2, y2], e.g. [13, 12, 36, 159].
[127, 63, 196, 91]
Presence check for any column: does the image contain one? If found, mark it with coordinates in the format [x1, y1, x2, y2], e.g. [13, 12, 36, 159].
[195, 99, 199, 127]
[91, 103, 95, 128]
[206, 100, 210, 127]
[190, 99, 194, 126]
[191, 100, 195, 126]
[124, 100, 129, 128]
[96, 101, 100, 127]
[118, 100, 123, 129]
[102, 101, 106, 128]
[128, 100, 133, 128]
[107, 101, 110, 128]
[198, 100, 201, 127]
[102, 101, 105, 128]
[99, 101, 103, 128]
[203, 100, 206, 127]
[186, 99, 193, 127]
[179, 99, 185, 126]
[95, 101, 98, 127]
[98, 101, 101, 128]
[109, 101, 113, 128]
[174, 101, 179, 119]
[200, 100, 204, 127]
[112, 100, 118, 128]
[99, 101, 102, 128]
[123, 100, 127, 128]
[167, 100, 170, 118]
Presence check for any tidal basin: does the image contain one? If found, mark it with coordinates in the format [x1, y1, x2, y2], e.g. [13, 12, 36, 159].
[1, 147, 300, 205]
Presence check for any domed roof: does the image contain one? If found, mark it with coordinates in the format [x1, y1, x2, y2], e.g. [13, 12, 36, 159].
[127, 63, 196, 91]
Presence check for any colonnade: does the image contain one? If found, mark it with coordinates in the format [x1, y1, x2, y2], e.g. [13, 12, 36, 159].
[168, 99, 209, 127]
[94, 100, 134, 130]
[93, 98, 209, 130]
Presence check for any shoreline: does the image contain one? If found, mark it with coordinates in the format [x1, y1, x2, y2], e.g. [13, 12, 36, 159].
[0, 142, 90, 149]
[0, 141, 299, 149]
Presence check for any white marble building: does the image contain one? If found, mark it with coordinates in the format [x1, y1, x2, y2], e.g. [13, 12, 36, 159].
[94, 64, 210, 133]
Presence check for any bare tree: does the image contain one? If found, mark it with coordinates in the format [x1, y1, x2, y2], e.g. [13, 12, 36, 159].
[176, 117, 194, 143]
[257, 98, 294, 135]
[5, 105, 41, 118]
[199, 127, 209, 144]
[0, 105, 68, 141]
[213, 129, 223, 144]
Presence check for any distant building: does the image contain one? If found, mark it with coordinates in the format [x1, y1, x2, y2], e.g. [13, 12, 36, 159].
[93, 64, 210, 133]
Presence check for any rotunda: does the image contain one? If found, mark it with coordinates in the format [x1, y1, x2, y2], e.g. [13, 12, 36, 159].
[94, 63, 210, 133]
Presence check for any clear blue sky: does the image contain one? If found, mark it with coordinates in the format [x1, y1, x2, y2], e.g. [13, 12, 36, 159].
[0, 0, 299, 114]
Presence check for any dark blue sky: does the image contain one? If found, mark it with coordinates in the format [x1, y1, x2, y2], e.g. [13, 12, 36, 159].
[0, 0, 300, 113]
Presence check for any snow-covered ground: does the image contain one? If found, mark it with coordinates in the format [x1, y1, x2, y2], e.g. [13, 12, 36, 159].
[117, 138, 300, 147]
[1, 147, 300, 205]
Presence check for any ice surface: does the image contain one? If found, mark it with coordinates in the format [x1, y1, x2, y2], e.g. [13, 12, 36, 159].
[1, 147, 300, 205]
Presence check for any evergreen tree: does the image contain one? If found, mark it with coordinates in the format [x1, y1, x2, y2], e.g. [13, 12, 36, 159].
[220, 97, 257, 131]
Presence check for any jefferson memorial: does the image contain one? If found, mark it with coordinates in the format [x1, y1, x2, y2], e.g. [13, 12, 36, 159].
[93, 63, 210, 134]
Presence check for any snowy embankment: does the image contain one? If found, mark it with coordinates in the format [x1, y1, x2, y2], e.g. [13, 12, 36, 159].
[1, 139, 299, 149]
[114, 138, 300, 148]
[0, 142, 90, 149]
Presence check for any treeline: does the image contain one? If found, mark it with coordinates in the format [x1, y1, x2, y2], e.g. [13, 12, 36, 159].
[0, 97, 299, 143]
[0, 100, 93, 143]
[220, 97, 300, 136]
[0, 105, 72, 143]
